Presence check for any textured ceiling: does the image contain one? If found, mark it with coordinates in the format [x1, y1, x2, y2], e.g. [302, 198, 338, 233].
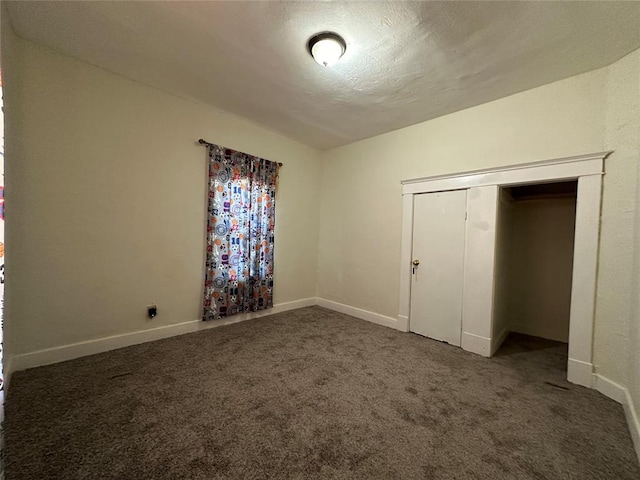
[6, 1, 640, 150]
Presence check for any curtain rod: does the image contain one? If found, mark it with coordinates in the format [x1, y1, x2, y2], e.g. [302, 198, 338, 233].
[198, 138, 283, 167]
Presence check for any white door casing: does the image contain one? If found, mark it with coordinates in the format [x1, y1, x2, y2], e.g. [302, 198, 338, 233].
[397, 151, 610, 388]
[410, 190, 467, 346]
[460, 185, 500, 357]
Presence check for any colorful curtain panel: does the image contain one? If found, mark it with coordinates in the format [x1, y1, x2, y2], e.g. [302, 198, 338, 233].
[203, 144, 278, 320]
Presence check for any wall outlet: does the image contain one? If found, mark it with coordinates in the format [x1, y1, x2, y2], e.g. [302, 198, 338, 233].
[147, 304, 158, 319]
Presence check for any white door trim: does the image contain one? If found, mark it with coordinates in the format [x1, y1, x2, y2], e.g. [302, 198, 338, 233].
[397, 151, 610, 387]
[401, 151, 609, 192]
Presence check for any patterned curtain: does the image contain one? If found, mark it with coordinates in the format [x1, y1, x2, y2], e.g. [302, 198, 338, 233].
[203, 144, 278, 320]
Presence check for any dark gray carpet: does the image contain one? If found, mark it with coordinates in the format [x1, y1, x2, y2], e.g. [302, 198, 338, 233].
[6, 306, 639, 479]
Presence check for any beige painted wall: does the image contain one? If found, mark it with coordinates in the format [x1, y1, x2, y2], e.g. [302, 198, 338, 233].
[318, 48, 640, 392]
[1, 3, 19, 362]
[597, 48, 640, 390]
[632, 120, 640, 458]
[318, 65, 605, 315]
[3, 32, 321, 355]
[501, 196, 576, 343]
[615, 49, 640, 441]
[632, 131, 640, 457]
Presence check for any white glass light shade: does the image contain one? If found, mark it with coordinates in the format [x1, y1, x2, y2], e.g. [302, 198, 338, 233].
[308, 33, 346, 67]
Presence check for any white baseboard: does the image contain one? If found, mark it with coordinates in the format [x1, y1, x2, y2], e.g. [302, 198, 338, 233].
[567, 358, 594, 388]
[594, 373, 626, 403]
[9, 297, 317, 375]
[594, 374, 640, 463]
[490, 327, 509, 356]
[316, 298, 398, 330]
[396, 314, 409, 332]
[10, 297, 401, 376]
[461, 331, 491, 357]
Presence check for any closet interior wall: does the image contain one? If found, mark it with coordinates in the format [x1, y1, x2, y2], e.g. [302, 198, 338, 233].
[493, 182, 578, 350]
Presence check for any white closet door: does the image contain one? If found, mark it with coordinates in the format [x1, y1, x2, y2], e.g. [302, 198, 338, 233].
[410, 190, 467, 346]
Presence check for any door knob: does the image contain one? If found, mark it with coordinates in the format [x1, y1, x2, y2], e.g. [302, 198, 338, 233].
[412, 259, 420, 274]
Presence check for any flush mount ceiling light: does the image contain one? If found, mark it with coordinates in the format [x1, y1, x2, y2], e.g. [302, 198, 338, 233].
[307, 32, 346, 67]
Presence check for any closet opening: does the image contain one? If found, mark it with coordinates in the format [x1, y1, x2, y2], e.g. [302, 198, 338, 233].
[492, 181, 578, 374]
